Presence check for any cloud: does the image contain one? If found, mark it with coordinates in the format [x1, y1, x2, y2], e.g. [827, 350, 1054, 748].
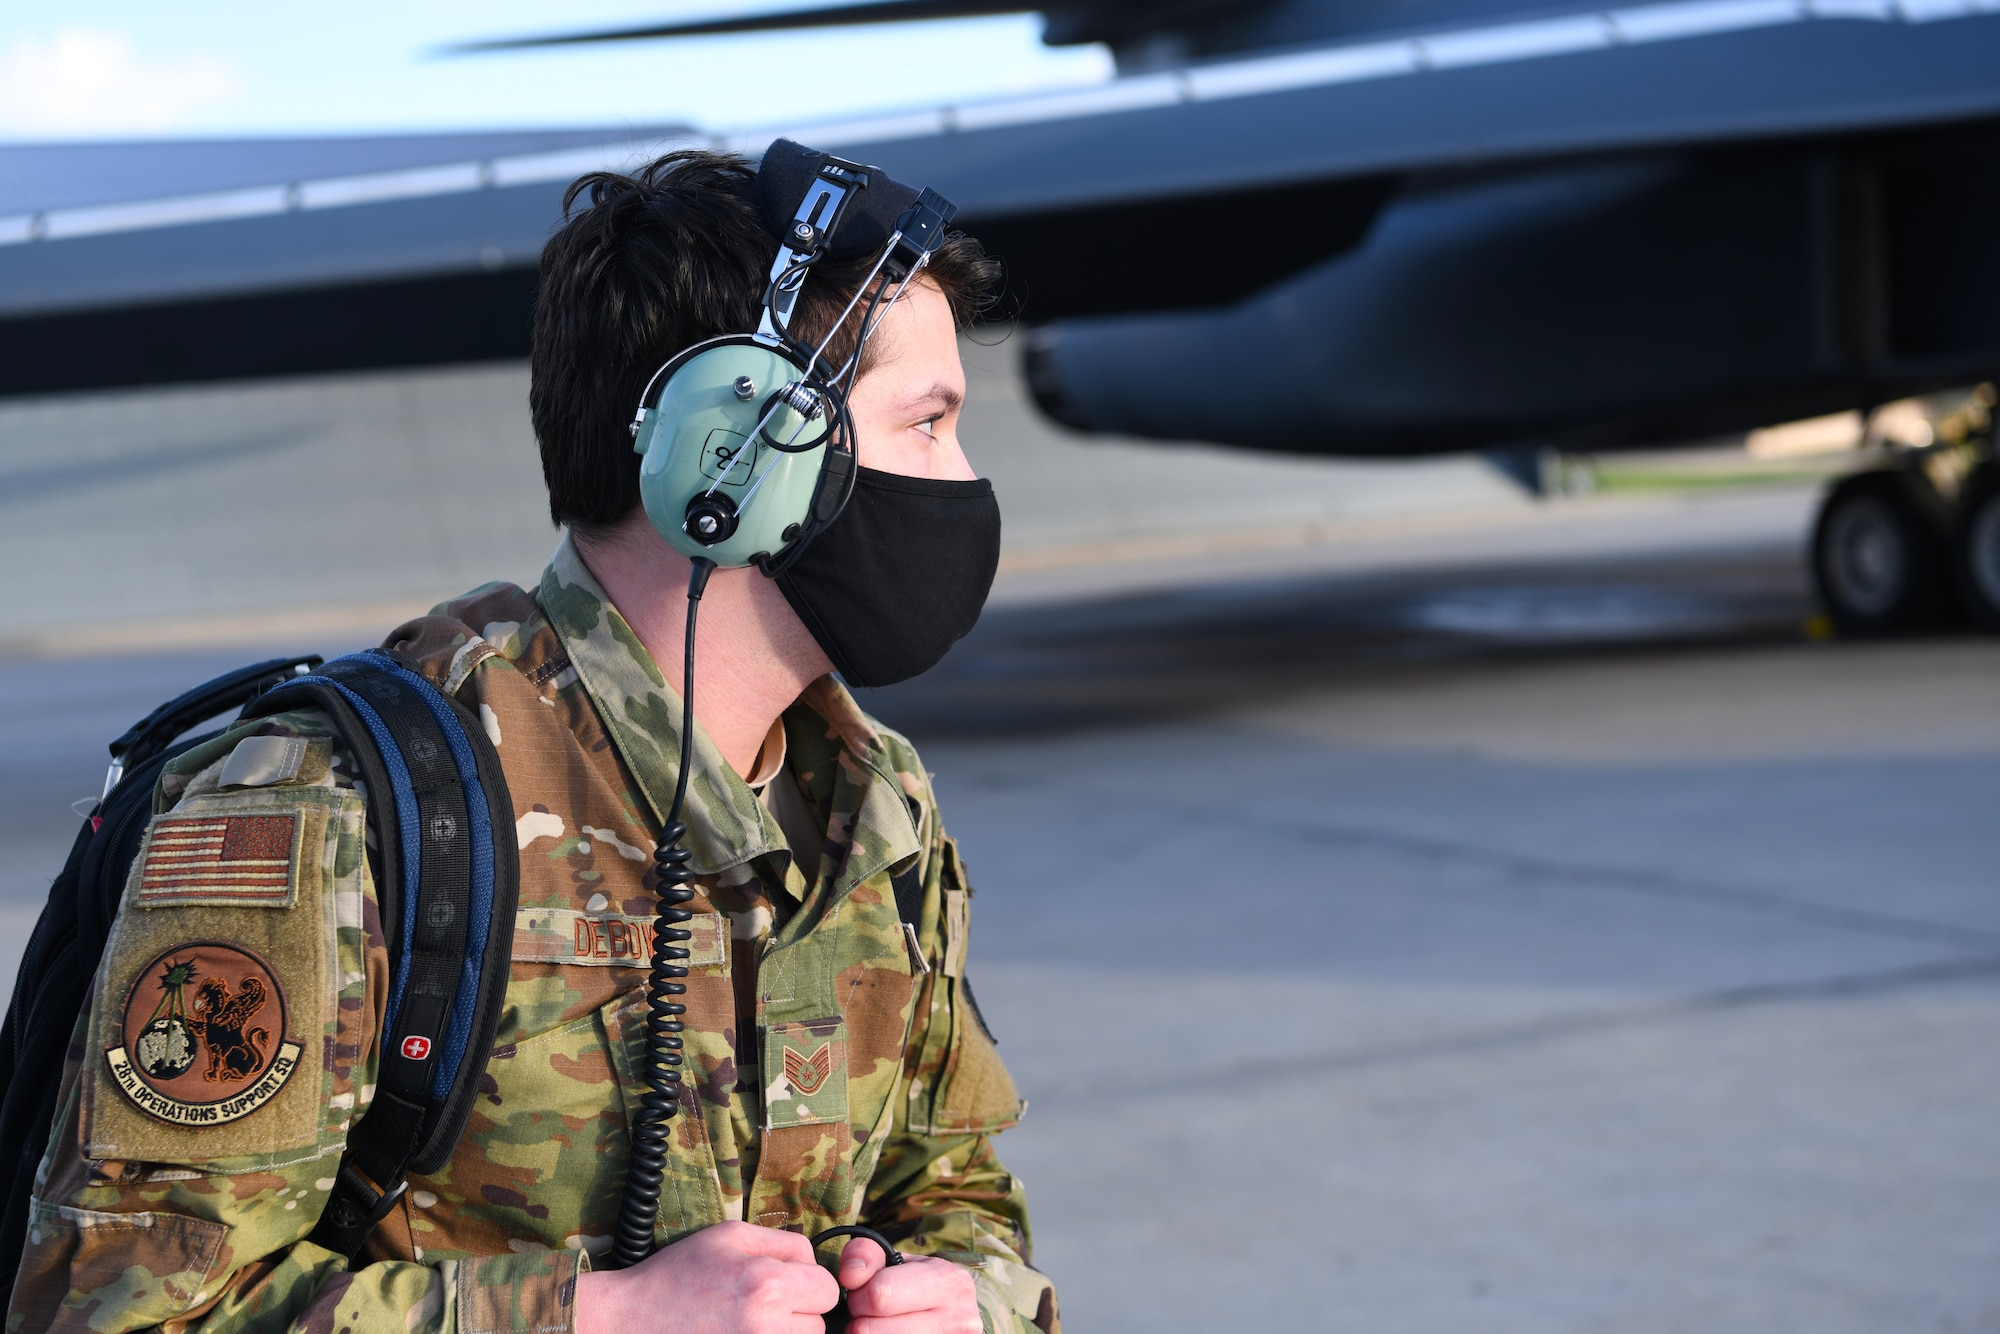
[0, 28, 243, 136]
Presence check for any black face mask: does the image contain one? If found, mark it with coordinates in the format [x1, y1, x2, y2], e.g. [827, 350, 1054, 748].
[775, 467, 1001, 688]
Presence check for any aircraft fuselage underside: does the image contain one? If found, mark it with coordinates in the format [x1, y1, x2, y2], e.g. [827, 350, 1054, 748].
[3, 7, 1998, 464]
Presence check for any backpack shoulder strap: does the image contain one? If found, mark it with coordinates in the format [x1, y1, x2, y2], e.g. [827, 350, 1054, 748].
[245, 649, 518, 1259]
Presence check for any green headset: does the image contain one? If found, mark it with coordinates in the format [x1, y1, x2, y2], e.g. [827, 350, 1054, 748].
[627, 141, 958, 574]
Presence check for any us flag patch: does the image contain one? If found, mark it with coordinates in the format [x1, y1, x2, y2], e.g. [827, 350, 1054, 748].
[137, 813, 300, 908]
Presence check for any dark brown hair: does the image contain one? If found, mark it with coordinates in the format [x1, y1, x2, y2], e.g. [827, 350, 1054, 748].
[531, 149, 998, 534]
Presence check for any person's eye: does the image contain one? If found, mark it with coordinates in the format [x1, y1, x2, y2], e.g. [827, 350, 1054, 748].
[914, 418, 937, 438]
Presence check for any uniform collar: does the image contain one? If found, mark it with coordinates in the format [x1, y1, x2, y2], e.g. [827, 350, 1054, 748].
[537, 533, 921, 893]
[782, 678, 925, 899]
[539, 532, 788, 879]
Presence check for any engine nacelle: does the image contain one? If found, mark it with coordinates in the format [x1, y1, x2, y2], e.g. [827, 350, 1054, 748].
[1024, 139, 2000, 457]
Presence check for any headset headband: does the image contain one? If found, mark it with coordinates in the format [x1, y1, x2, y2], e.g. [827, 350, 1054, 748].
[753, 139, 958, 341]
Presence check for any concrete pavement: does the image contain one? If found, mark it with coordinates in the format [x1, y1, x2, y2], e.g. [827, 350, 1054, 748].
[910, 633, 2000, 1333]
[5, 521, 1994, 1330]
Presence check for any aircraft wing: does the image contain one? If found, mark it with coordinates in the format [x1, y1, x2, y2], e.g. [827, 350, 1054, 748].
[3, 1, 1998, 404]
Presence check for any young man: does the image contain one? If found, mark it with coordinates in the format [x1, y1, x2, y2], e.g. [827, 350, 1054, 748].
[7, 149, 1056, 1334]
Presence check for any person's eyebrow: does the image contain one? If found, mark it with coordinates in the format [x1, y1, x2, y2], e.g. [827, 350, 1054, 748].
[901, 382, 963, 418]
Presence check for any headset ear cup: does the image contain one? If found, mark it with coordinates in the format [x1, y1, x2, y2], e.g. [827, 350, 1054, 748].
[634, 335, 834, 568]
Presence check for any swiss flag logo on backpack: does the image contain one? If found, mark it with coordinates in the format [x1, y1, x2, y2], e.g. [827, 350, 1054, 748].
[401, 1036, 432, 1061]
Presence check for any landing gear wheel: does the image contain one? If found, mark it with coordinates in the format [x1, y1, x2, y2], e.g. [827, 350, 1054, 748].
[1811, 470, 1951, 635]
[1957, 467, 2000, 632]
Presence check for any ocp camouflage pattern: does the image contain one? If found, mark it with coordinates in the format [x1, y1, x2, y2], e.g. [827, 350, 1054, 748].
[8, 533, 1057, 1334]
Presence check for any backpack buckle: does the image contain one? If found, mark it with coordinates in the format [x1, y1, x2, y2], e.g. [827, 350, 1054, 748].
[312, 1162, 410, 1257]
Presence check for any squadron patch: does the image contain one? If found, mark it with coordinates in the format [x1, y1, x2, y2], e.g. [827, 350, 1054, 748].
[106, 942, 302, 1126]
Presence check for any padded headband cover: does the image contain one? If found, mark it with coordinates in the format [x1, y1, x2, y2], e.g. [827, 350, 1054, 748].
[755, 138, 924, 261]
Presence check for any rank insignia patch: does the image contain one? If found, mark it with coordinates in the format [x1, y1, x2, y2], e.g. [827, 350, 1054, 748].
[137, 812, 301, 908]
[764, 1018, 848, 1128]
[783, 1041, 833, 1096]
[106, 942, 302, 1126]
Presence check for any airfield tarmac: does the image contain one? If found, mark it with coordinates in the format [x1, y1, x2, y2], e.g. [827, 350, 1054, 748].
[4, 497, 1995, 1332]
[2, 354, 1996, 1331]
[872, 495, 2000, 1333]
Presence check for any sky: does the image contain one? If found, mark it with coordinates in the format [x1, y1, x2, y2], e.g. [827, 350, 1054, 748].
[0, 2, 1114, 141]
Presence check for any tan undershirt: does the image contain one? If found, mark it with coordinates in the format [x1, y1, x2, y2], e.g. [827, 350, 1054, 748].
[744, 717, 822, 887]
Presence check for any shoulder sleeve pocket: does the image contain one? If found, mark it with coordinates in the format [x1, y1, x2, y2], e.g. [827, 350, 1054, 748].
[80, 785, 361, 1166]
[914, 841, 1023, 1136]
[932, 995, 1022, 1134]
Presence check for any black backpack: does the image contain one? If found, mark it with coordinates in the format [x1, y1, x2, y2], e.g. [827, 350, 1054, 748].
[0, 649, 520, 1311]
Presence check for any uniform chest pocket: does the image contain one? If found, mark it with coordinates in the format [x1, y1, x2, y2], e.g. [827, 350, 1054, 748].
[406, 1000, 640, 1254]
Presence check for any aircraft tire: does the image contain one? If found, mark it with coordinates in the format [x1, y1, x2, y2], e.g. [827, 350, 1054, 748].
[1955, 465, 2000, 632]
[1810, 469, 1953, 636]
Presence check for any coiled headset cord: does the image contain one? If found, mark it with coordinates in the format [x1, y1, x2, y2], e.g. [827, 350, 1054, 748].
[603, 562, 910, 1279]
[599, 197, 935, 1276]
[609, 556, 715, 1269]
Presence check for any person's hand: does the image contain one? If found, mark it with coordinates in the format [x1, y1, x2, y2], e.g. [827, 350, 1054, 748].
[574, 1221, 841, 1334]
[836, 1238, 980, 1334]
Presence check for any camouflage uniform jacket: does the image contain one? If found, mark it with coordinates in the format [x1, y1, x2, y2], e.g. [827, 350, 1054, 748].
[9, 535, 1056, 1334]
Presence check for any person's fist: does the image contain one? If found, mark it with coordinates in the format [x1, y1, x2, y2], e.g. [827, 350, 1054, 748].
[837, 1237, 980, 1334]
[575, 1221, 841, 1334]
